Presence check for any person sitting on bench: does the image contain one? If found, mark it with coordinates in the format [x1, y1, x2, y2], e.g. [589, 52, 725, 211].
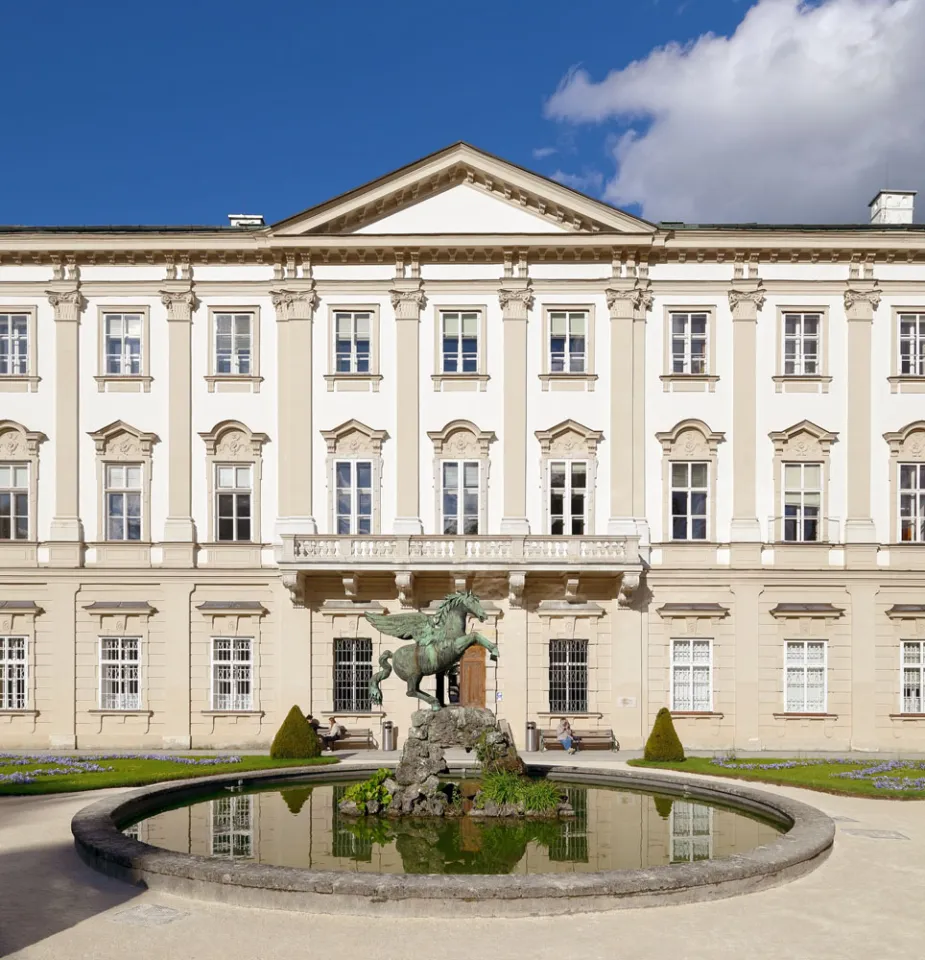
[322, 716, 346, 750]
[557, 717, 577, 754]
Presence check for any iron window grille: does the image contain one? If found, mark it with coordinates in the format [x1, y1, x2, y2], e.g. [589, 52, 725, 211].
[670, 312, 708, 374]
[99, 637, 140, 710]
[671, 639, 712, 711]
[548, 786, 589, 863]
[0, 314, 28, 375]
[901, 641, 925, 713]
[334, 637, 373, 712]
[332, 785, 373, 860]
[334, 460, 373, 535]
[549, 638, 588, 713]
[334, 311, 371, 373]
[210, 795, 254, 858]
[441, 311, 479, 373]
[216, 465, 252, 541]
[670, 801, 713, 862]
[670, 461, 708, 541]
[211, 637, 253, 711]
[549, 310, 587, 373]
[783, 312, 821, 375]
[0, 463, 28, 540]
[549, 460, 587, 535]
[0, 636, 26, 709]
[899, 313, 925, 376]
[214, 312, 252, 375]
[899, 463, 925, 542]
[441, 460, 479, 534]
[105, 464, 142, 541]
[784, 640, 826, 712]
[104, 313, 143, 375]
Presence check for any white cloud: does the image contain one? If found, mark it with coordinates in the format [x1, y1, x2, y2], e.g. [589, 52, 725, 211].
[551, 169, 605, 194]
[544, 0, 925, 223]
[532, 146, 558, 158]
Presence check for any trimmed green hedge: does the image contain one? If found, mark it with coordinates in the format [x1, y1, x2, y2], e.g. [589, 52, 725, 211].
[644, 707, 685, 762]
[270, 705, 322, 759]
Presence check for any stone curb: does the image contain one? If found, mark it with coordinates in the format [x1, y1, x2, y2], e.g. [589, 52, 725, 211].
[71, 763, 835, 917]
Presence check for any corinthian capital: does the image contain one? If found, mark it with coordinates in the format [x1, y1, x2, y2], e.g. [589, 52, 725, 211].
[498, 285, 534, 317]
[271, 286, 318, 321]
[605, 285, 653, 317]
[844, 287, 881, 314]
[160, 289, 198, 321]
[728, 284, 766, 316]
[45, 288, 85, 322]
[389, 284, 427, 319]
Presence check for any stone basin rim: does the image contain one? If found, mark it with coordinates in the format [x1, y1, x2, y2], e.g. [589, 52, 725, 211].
[70, 763, 835, 914]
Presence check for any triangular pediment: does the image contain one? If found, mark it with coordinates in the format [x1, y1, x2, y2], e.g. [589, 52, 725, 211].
[272, 143, 654, 237]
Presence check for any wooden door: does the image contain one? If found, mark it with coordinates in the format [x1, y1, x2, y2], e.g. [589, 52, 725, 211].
[459, 644, 486, 708]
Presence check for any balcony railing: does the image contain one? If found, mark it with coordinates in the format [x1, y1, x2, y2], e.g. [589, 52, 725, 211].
[279, 534, 641, 569]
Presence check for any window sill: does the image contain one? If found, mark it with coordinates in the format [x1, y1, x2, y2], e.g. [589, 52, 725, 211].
[889, 713, 925, 720]
[660, 374, 719, 393]
[432, 373, 490, 392]
[670, 711, 724, 719]
[538, 373, 598, 392]
[772, 375, 832, 394]
[324, 373, 382, 393]
[322, 711, 386, 717]
[88, 709, 153, 717]
[0, 709, 38, 717]
[537, 711, 603, 720]
[0, 375, 40, 393]
[888, 375, 925, 394]
[772, 713, 838, 720]
[94, 375, 153, 393]
[201, 710, 265, 717]
[204, 375, 263, 394]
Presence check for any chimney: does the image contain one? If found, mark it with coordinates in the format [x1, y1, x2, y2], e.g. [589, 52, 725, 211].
[227, 213, 265, 227]
[869, 190, 915, 225]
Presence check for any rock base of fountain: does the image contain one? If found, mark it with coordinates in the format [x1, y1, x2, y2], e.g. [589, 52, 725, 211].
[338, 707, 572, 819]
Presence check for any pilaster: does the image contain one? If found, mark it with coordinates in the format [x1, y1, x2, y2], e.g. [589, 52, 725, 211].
[728, 282, 765, 554]
[498, 282, 533, 534]
[46, 284, 85, 563]
[272, 284, 319, 536]
[161, 286, 198, 559]
[844, 285, 880, 543]
[391, 281, 426, 535]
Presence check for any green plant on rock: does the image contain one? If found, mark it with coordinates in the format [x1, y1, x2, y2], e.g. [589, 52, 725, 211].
[521, 778, 563, 813]
[644, 707, 686, 762]
[343, 768, 394, 814]
[475, 772, 563, 814]
[270, 706, 322, 759]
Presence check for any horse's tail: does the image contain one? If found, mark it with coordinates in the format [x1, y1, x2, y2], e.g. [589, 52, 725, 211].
[368, 650, 393, 705]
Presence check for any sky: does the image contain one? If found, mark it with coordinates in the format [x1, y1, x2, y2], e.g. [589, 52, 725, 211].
[2, 0, 921, 226]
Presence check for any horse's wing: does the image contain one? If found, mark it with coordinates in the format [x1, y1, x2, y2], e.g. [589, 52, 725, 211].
[364, 611, 433, 641]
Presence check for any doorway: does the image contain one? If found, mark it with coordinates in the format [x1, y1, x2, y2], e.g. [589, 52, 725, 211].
[454, 644, 486, 708]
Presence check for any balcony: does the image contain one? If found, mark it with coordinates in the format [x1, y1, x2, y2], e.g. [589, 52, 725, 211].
[278, 534, 642, 572]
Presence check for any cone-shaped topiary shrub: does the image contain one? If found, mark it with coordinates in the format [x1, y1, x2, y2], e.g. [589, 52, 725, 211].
[644, 707, 685, 762]
[270, 705, 321, 759]
[653, 795, 674, 819]
[281, 786, 314, 815]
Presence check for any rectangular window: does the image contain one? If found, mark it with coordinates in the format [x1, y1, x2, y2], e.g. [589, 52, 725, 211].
[334, 311, 371, 374]
[216, 465, 252, 542]
[899, 463, 925, 542]
[670, 312, 708, 375]
[99, 637, 140, 710]
[105, 464, 142, 541]
[783, 312, 821, 376]
[783, 462, 822, 542]
[670, 462, 708, 541]
[214, 313, 252, 375]
[0, 637, 26, 709]
[441, 460, 479, 535]
[0, 464, 29, 540]
[549, 460, 587, 535]
[549, 310, 587, 373]
[671, 639, 712, 711]
[902, 641, 925, 714]
[784, 640, 827, 713]
[441, 311, 479, 374]
[334, 637, 373, 712]
[0, 314, 29, 376]
[103, 313, 143, 375]
[899, 313, 925, 376]
[549, 638, 588, 713]
[670, 801, 713, 863]
[334, 460, 372, 535]
[211, 795, 253, 858]
[211, 637, 253, 711]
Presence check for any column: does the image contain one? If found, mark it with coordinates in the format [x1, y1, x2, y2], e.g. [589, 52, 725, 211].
[46, 287, 84, 564]
[47, 581, 79, 748]
[844, 286, 880, 546]
[272, 286, 318, 535]
[501, 572, 528, 748]
[632, 290, 651, 544]
[728, 285, 765, 555]
[498, 284, 533, 534]
[390, 282, 426, 534]
[731, 582, 761, 750]
[848, 581, 878, 749]
[161, 581, 193, 748]
[161, 287, 198, 561]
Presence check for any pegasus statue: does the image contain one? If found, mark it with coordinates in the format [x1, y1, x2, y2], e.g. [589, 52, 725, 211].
[365, 590, 499, 710]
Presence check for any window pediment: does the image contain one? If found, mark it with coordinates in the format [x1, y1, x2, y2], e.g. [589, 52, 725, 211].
[656, 419, 725, 458]
[535, 419, 603, 457]
[769, 420, 838, 458]
[427, 420, 496, 457]
[884, 421, 925, 460]
[88, 421, 158, 459]
[199, 421, 268, 459]
[321, 419, 388, 457]
[0, 421, 45, 459]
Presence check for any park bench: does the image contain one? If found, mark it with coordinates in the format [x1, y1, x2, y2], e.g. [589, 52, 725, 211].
[326, 727, 375, 750]
[540, 727, 619, 752]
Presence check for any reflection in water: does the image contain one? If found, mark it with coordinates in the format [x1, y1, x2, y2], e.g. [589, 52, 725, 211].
[129, 781, 781, 876]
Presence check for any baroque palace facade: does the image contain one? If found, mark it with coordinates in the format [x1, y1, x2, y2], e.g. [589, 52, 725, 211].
[1, 143, 924, 753]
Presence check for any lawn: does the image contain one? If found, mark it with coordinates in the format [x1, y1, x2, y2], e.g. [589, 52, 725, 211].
[0, 753, 337, 796]
[627, 756, 925, 799]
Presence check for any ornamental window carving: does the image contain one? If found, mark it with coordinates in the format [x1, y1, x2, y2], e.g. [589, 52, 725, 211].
[321, 420, 387, 535]
[199, 421, 268, 543]
[535, 420, 602, 535]
[885, 421, 925, 543]
[427, 420, 496, 535]
[656, 419, 724, 543]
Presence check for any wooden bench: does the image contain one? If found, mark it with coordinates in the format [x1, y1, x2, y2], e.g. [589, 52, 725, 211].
[540, 728, 618, 752]
[325, 728, 375, 750]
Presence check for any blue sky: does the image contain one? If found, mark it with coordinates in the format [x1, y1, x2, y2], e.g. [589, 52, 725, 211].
[4, 0, 922, 225]
[2, 0, 746, 225]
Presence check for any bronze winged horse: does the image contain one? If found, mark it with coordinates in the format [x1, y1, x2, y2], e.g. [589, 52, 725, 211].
[365, 591, 499, 709]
